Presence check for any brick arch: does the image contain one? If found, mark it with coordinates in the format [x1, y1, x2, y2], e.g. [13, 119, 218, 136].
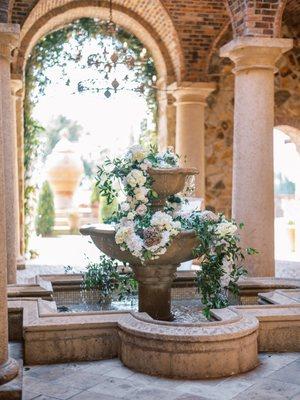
[13, 0, 184, 83]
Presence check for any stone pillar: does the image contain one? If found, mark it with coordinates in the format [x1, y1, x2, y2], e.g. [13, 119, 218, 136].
[0, 23, 19, 385]
[11, 76, 25, 268]
[220, 37, 293, 277]
[0, 25, 20, 284]
[169, 82, 215, 198]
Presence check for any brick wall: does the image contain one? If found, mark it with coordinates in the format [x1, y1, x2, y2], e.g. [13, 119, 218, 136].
[226, 0, 286, 37]
[161, 0, 229, 80]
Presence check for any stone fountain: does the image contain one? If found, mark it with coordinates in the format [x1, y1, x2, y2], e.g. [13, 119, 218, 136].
[80, 167, 198, 321]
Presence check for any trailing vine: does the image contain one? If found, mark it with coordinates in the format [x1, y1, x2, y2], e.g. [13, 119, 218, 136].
[24, 17, 158, 251]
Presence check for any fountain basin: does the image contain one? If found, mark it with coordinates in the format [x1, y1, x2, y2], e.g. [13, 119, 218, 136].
[80, 224, 198, 265]
[80, 224, 199, 320]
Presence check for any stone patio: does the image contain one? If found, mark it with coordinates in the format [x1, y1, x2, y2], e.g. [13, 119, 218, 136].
[23, 352, 300, 400]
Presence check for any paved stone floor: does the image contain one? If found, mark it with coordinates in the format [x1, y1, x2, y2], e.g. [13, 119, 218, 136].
[23, 353, 300, 400]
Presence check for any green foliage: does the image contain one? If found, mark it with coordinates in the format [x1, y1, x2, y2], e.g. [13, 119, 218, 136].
[82, 255, 137, 301]
[35, 181, 55, 236]
[181, 213, 250, 318]
[99, 195, 118, 223]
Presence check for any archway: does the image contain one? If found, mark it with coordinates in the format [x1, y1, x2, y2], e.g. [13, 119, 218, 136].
[274, 125, 300, 278]
[13, 1, 184, 262]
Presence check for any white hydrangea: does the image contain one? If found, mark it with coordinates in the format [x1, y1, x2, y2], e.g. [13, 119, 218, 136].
[151, 211, 174, 230]
[215, 221, 237, 237]
[125, 169, 147, 188]
[125, 233, 143, 257]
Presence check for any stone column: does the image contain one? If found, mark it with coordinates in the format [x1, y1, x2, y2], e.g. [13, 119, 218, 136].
[11, 76, 25, 268]
[169, 82, 215, 198]
[0, 23, 19, 385]
[220, 37, 293, 277]
[0, 24, 20, 284]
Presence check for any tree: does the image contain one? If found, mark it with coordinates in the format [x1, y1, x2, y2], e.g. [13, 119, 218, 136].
[35, 181, 55, 236]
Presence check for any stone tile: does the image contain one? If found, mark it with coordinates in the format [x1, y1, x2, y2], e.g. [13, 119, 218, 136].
[176, 378, 253, 400]
[68, 392, 120, 400]
[22, 390, 42, 400]
[88, 376, 143, 397]
[22, 375, 81, 399]
[103, 365, 136, 379]
[231, 378, 300, 400]
[176, 395, 212, 400]
[123, 387, 182, 400]
[27, 396, 61, 400]
[127, 372, 183, 390]
[25, 363, 85, 382]
[51, 370, 107, 390]
[259, 353, 300, 369]
[84, 359, 121, 375]
[267, 360, 300, 386]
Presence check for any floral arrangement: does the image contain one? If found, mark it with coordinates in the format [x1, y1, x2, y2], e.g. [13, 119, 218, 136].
[97, 145, 255, 316]
[97, 145, 182, 261]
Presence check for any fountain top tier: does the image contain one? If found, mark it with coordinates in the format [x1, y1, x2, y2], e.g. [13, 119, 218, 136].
[148, 167, 198, 209]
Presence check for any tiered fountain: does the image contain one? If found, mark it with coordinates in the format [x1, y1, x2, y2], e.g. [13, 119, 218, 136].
[80, 167, 199, 320]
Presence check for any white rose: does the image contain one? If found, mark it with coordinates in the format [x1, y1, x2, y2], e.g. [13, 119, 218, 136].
[134, 187, 148, 202]
[129, 145, 147, 162]
[136, 204, 147, 216]
[120, 202, 130, 212]
[215, 221, 237, 237]
[115, 225, 134, 244]
[127, 212, 135, 220]
[140, 159, 152, 171]
[151, 211, 173, 230]
[126, 169, 146, 188]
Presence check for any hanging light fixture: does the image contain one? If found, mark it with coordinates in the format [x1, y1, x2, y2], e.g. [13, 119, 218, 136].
[77, 0, 156, 98]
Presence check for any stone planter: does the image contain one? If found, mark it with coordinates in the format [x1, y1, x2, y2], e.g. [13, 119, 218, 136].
[81, 167, 199, 321]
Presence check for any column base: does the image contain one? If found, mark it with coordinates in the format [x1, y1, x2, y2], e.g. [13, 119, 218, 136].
[0, 358, 19, 385]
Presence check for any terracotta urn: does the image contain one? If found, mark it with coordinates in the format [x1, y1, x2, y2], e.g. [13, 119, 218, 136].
[46, 130, 83, 210]
[81, 167, 199, 321]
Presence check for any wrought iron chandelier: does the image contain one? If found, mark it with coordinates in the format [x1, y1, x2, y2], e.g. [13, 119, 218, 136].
[77, 0, 157, 98]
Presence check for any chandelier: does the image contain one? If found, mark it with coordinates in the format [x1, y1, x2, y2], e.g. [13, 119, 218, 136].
[77, 0, 157, 98]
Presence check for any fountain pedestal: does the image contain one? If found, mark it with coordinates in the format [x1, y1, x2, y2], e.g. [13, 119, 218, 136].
[132, 264, 178, 320]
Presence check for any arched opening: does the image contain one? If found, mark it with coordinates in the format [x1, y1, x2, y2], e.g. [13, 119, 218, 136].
[15, 10, 182, 263]
[274, 125, 300, 278]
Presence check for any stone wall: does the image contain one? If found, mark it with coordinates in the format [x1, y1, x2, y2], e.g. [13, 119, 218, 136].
[275, 23, 300, 131]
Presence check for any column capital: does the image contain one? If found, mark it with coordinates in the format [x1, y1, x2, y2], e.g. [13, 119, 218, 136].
[168, 81, 216, 105]
[0, 23, 20, 61]
[220, 37, 293, 74]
